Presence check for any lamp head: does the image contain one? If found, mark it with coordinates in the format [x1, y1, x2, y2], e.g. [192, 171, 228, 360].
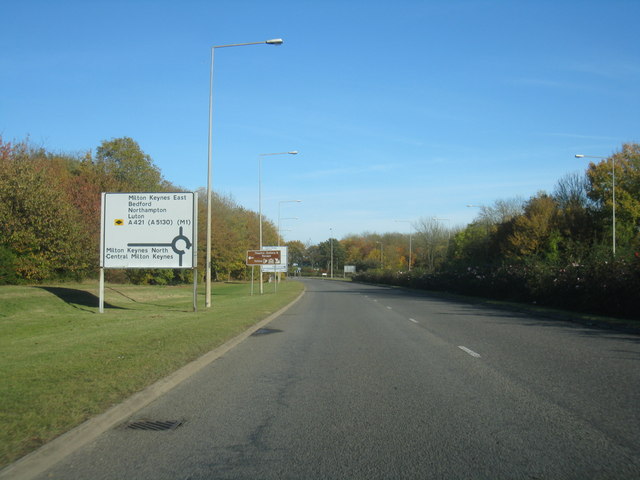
[575, 154, 585, 158]
[266, 38, 284, 45]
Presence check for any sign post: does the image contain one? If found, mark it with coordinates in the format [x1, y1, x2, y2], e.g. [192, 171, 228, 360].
[246, 249, 281, 295]
[260, 246, 288, 293]
[100, 192, 197, 312]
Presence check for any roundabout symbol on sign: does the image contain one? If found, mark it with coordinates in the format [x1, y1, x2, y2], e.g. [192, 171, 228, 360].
[127, 226, 192, 267]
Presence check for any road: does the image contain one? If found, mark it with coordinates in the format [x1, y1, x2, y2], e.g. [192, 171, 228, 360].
[36, 278, 640, 479]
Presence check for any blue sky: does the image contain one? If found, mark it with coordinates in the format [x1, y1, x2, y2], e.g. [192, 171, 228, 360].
[2, 0, 639, 244]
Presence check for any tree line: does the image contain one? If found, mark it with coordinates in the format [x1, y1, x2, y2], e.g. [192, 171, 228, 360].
[0, 136, 279, 284]
[343, 143, 639, 318]
[2, 135, 638, 317]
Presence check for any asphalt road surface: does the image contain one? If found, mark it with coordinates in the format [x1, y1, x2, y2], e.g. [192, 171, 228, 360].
[36, 278, 640, 479]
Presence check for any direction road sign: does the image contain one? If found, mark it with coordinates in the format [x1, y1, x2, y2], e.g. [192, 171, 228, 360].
[101, 192, 196, 269]
[260, 246, 288, 273]
[246, 250, 281, 265]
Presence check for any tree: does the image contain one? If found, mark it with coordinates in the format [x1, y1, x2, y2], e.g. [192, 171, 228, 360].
[95, 137, 164, 192]
[448, 221, 491, 266]
[503, 192, 560, 260]
[477, 197, 525, 226]
[414, 217, 450, 272]
[552, 172, 597, 260]
[286, 240, 306, 269]
[554, 172, 591, 211]
[586, 143, 640, 249]
[317, 238, 346, 274]
[0, 139, 92, 281]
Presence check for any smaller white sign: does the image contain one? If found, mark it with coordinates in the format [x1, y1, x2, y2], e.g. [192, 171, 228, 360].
[260, 246, 288, 273]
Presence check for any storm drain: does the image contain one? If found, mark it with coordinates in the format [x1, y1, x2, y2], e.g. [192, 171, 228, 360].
[125, 420, 183, 431]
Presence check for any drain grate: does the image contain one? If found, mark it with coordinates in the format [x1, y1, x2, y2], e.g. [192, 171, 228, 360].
[126, 420, 183, 431]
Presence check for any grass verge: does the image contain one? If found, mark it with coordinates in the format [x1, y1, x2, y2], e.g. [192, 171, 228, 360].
[0, 280, 303, 468]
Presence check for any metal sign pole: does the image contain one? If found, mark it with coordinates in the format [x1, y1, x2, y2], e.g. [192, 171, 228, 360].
[193, 268, 198, 312]
[99, 193, 105, 313]
[192, 192, 198, 312]
[99, 268, 105, 313]
[251, 266, 254, 296]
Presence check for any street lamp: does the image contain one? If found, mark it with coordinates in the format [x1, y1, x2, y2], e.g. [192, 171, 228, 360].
[330, 228, 334, 279]
[259, 152, 298, 248]
[395, 220, 413, 271]
[278, 199, 302, 245]
[278, 219, 298, 244]
[576, 154, 615, 255]
[206, 38, 283, 308]
[258, 151, 298, 293]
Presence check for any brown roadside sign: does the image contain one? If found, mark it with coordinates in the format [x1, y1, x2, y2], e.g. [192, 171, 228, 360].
[246, 250, 282, 265]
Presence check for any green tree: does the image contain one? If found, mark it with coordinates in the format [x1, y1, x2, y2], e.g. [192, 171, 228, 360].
[286, 240, 306, 269]
[0, 140, 91, 281]
[317, 238, 346, 274]
[586, 143, 640, 250]
[449, 221, 491, 266]
[503, 192, 560, 260]
[95, 137, 164, 191]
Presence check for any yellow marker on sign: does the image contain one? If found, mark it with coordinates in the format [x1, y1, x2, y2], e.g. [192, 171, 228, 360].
[114, 219, 124, 226]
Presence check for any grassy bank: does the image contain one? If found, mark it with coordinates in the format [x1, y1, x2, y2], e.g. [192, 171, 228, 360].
[0, 280, 304, 468]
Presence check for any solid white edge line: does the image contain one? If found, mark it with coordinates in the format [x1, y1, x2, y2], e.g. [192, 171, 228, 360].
[458, 346, 481, 358]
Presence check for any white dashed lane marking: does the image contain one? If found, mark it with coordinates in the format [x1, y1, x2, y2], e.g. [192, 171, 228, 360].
[458, 346, 481, 358]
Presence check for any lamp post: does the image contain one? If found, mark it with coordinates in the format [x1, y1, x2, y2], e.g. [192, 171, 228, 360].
[277, 212, 298, 284]
[259, 152, 298, 249]
[206, 38, 283, 309]
[278, 219, 298, 244]
[330, 228, 334, 279]
[278, 199, 302, 245]
[395, 220, 413, 271]
[576, 154, 615, 255]
[258, 151, 298, 293]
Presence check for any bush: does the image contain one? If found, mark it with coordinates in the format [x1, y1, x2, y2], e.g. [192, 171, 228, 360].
[354, 254, 640, 319]
[0, 246, 19, 285]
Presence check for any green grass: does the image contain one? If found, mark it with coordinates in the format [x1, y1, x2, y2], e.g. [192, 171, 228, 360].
[0, 280, 304, 468]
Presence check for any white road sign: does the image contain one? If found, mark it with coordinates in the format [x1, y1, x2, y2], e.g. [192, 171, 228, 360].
[101, 192, 197, 269]
[260, 246, 288, 273]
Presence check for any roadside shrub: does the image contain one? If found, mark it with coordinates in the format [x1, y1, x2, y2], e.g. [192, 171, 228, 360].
[0, 245, 19, 285]
[355, 254, 640, 319]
